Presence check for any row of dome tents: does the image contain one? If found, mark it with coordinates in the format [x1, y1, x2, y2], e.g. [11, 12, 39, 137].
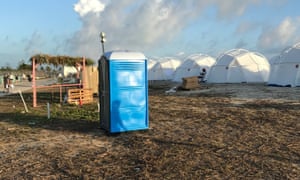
[148, 54, 216, 82]
[147, 49, 271, 84]
[173, 54, 216, 82]
[147, 43, 300, 87]
[212, 44, 300, 86]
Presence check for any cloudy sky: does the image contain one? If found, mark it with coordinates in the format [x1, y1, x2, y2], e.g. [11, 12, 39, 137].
[1, 0, 300, 68]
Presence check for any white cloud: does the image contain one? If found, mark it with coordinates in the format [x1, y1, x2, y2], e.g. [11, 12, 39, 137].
[257, 17, 300, 51]
[68, 0, 204, 59]
[215, 0, 261, 17]
[74, 0, 105, 17]
[68, 0, 271, 60]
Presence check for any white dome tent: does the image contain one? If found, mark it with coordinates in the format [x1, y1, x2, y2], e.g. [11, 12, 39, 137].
[173, 54, 216, 82]
[207, 49, 270, 83]
[268, 43, 300, 87]
[269, 55, 281, 65]
[147, 58, 157, 71]
[148, 57, 181, 80]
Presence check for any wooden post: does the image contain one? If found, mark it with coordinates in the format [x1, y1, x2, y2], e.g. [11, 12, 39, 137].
[82, 57, 86, 89]
[19, 91, 29, 113]
[60, 85, 62, 103]
[32, 58, 37, 107]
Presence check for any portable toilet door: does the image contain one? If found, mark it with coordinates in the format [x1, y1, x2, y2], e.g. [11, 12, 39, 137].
[98, 51, 148, 133]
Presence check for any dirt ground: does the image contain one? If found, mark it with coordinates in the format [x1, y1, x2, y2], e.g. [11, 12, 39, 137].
[0, 83, 299, 179]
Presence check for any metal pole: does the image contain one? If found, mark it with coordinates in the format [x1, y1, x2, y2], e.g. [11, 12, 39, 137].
[101, 41, 105, 55]
[47, 102, 50, 119]
[32, 58, 37, 107]
[100, 32, 106, 55]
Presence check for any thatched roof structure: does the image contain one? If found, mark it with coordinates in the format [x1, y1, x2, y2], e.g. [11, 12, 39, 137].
[29, 54, 95, 66]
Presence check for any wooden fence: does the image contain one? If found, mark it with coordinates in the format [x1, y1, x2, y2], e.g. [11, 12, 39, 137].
[67, 88, 93, 105]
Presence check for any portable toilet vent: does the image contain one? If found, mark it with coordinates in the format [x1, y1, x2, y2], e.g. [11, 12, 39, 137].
[98, 51, 148, 133]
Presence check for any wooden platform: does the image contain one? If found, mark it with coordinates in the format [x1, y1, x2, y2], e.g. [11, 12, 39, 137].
[67, 88, 93, 105]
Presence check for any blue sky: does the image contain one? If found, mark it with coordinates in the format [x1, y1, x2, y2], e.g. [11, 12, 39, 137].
[1, 0, 300, 68]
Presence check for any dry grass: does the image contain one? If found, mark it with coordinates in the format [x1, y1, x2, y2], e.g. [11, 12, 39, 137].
[0, 84, 299, 179]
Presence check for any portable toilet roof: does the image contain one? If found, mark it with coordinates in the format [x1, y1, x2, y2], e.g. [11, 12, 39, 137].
[268, 42, 300, 87]
[207, 49, 270, 83]
[172, 54, 216, 82]
[104, 51, 146, 60]
[148, 57, 181, 80]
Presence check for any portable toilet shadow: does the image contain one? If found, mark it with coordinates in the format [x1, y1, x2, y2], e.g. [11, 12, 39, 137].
[98, 51, 149, 133]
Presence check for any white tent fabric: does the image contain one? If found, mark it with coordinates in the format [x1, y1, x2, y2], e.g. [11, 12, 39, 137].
[63, 66, 77, 77]
[268, 43, 300, 87]
[147, 58, 157, 70]
[207, 49, 270, 83]
[148, 57, 181, 80]
[269, 55, 281, 65]
[172, 54, 216, 82]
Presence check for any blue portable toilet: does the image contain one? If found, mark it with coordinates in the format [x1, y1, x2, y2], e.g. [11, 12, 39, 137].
[98, 51, 148, 133]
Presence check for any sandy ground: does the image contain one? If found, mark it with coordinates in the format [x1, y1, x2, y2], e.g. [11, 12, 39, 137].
[0, 78, 56, 97]
[171, 83, 300, 102]
[0, 82, 299, 179]
[2, 80, 300, 101]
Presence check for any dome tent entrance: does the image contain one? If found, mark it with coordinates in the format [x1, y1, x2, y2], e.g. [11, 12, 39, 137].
[172, 54, 216, 82]
[148, 57, 181, 80]
[268, 43, 300, 87]
[207, 49, 270, 83]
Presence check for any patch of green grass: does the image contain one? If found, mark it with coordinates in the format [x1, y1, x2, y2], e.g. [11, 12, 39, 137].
[5, 102, 99, 126]
[50, 103, 99, 121]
